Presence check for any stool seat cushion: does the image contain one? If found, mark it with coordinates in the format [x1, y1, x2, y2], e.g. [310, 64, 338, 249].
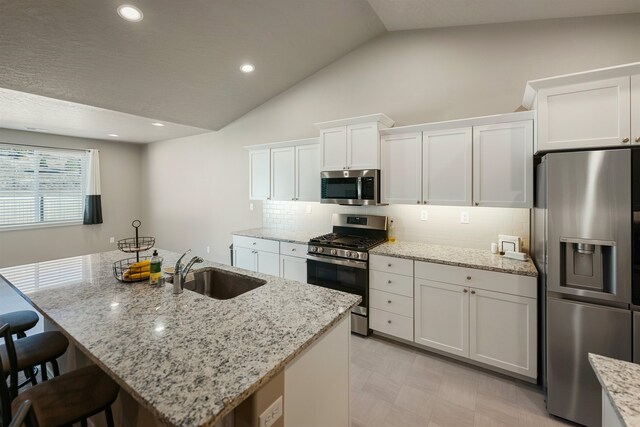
[0, 331, 68, 375]
[11, 365, 119, 427]
[0, 311, 39, 335]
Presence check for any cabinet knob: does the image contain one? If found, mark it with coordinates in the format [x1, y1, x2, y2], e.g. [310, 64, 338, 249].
[475, 202, 479, 206]
[423, 201, 427, 204]
[471, 290, 476, 295]
[267, 197, 271, 200]
[387, 263, 392, 267]
[636, 137, 640, 143]
[387, 280, 392, 284]
[387, 300, 392, 304]
[463, 289, 468, 293]
[387, 320, 392, 324]
[252, 242, 256, 245]
[466, 276, 471, 281]
[417, 201, 420, 204]
[622, 137, 630, 143]
[291, 248, 296, 252]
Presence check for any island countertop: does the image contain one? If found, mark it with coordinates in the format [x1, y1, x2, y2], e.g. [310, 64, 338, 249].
[0, 249, 360, 427]
[589, 353, 640, 427]
[370, 241, 538, 277]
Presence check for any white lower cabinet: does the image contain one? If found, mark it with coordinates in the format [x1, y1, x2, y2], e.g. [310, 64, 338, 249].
[233, 246, 257, 271]
[415, 279, 469, 358]
[369, 308, 413, 342]
[469, 288, 536, 377]
[281, 255, 307, 283]
[232, 236, 280, 277]
[256, 251, 280, 276]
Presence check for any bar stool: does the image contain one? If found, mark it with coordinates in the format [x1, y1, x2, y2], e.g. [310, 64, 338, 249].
[8, 401, 37, 427]
[1, 324, 120, 427]
[0, 311, 40, 388]
[0, 329, 69, 399]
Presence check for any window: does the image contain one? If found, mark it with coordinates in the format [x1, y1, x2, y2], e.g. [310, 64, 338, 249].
[0, 143, 88, 229]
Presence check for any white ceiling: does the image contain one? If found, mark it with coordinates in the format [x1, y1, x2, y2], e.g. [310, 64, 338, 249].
[0, 88, 209, 144]
[367, 0, 640, 31]
[1, 1, 640, 143]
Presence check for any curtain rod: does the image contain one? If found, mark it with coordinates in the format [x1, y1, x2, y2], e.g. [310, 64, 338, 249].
[0, 141, 92, 153]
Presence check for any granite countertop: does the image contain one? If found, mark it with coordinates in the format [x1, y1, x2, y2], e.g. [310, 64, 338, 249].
[0, 250, 360, 427]
[370, 241, 538, 277]
[589, 353, 640, 427]
[232, 228, 325, 245]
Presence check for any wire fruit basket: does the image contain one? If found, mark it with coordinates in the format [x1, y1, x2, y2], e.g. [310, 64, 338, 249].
[113, 220, 156, 283]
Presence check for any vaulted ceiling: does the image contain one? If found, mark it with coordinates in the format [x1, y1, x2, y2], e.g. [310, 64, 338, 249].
[1, 0, 639, 142]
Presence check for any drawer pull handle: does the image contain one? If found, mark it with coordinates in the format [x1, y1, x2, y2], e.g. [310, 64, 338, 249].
[387, 280, 392, 284]
[471, 290, 476, 295]
[387, 300, 392, 304]
[388, 263, 392, 267]
[291, 248, 296, 251]
[463, 289, 468, 293]
[466, 276, 471, 281]
[622, 137, 630, 143]
[387, 320, 392, 324]
[252, 242, 257, 245]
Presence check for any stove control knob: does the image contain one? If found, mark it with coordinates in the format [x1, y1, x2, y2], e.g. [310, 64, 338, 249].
[331, 249, 337, 255]
[311, 247, 317, 252]
[352, 253, 359, 259]
[345, 251, 351, 257]
[317, 247, 324, 253]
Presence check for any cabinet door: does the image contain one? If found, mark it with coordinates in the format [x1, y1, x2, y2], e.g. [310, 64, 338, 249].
[538, 76, 631, 151]
[632, 75, 640, 145]
[281, 255, 308, 284]
[295, 144, 320, 201]
[423, 127, 472, 206]
[249, 149, 270, 200]
[320, 126, 347, 171]
[233, 247, 256, 272]
[270, 147, 295, 201]
[469, 288, 537, 378]
[473, 120, 533, 208]
[380, 133, 422, 205]
[347, 123, 379, 170]
[257, 250, 280, 277]
[415, 279, 469, 357]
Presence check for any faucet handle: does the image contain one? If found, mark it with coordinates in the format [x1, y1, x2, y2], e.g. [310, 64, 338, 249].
[175, 249, 192, 272]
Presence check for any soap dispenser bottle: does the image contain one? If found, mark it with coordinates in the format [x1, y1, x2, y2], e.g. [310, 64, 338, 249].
[149, 250, 162, 285]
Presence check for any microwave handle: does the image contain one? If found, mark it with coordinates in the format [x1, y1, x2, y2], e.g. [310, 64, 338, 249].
[357, 177, 362, 200]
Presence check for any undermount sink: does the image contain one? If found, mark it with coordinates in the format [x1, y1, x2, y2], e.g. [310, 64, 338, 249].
[183, 267, 267, 300]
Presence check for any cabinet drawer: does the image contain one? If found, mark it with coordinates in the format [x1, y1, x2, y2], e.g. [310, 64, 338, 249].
[414, 261, 536, 298]
[280, 242, 307, 259]
[369, 255, 413, 276]
[370, 289, 413, 317]
[370, 270, 413, 297]
[232, 235, 280, 254]
[370, 308, 413, 341]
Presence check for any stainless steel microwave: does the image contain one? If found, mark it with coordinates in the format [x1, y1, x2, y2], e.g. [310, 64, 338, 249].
[320, 169, 381, 205]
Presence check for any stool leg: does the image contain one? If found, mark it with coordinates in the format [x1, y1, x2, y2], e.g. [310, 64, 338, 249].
[40, 363, 48, 382]
[81, 419, 88, 427]
[28, 367, 38, 386]
[51, 359, 60, 377]
[16, 331, 26, 339]
[105, 406, 115, 427]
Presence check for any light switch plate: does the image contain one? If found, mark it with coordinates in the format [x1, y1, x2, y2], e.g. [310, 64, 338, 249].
[259, 396, 283, 427]
[109, 237, 115, 243]
[420, 210, 428, 221]
[460, 212, 469, 224]
[249, 203, 254, 211]
[206, 246, 211, 254]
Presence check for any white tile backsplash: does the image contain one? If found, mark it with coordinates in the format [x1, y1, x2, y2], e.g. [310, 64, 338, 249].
[262, 201, 530, 252]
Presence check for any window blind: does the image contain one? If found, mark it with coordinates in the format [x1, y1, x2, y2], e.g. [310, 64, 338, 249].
[0, 144, 88, 228]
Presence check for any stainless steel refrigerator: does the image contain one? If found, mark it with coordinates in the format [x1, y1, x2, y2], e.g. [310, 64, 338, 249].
[533, 149, 640, 426]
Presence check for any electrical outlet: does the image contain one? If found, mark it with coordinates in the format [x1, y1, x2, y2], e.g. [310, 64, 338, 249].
[259, 396, 283, 427]
[306, 205, 312, 214]
[249, 203, 254, 211]
[109, 237, 115, 243]
[460, 211, 469, 224]
[206, 246, 211, 254]
[420, 210, 428, 221]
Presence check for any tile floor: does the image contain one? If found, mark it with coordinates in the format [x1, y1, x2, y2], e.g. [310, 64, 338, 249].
[350, 334, 572, 427]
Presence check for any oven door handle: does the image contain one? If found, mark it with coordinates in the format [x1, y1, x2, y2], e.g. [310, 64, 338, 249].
[306, 254, 368, 270]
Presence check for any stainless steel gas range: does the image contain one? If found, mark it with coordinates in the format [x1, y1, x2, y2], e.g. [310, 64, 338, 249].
[306, 213, 388, 335]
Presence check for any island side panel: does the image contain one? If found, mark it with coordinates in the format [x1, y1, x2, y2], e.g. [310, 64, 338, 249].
[284, 315, 350, 427]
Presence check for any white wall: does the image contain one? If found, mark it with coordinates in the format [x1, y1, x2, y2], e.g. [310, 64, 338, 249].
[144, 14, 640, 264]
[0, 129, 144, 267]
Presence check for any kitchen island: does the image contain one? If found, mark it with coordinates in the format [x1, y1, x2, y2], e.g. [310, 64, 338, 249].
[0, 249, 360, 427]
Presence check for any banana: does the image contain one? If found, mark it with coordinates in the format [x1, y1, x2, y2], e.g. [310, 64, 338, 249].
[129, 259, 150, 269]
[124, 271, 150, 280]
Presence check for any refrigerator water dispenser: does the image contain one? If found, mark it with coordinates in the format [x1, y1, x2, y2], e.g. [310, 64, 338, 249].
[560, 237, 616, 293]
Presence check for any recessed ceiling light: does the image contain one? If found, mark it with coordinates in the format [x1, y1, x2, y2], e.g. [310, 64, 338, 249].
[117, 4, 143, 22]
[108, 133, 119, 137]
[152, 122, 165, 127]
[240, 63, 255, 73]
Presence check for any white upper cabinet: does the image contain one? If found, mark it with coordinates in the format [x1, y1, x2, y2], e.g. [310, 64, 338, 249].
[423, 127, 472, 206]
[347, 123, 380, 170]
[381, 132, 422, 205]
[271, 147, 295, 201]
[632, 74, 640, 145]
[537, 77, 631, 151]
[473, 120, 533, 208]
[295, 144, 320, 202]
[316, 114, 394, 171]
[320, 126, 348, 171]
[249, 149, 270, 200]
